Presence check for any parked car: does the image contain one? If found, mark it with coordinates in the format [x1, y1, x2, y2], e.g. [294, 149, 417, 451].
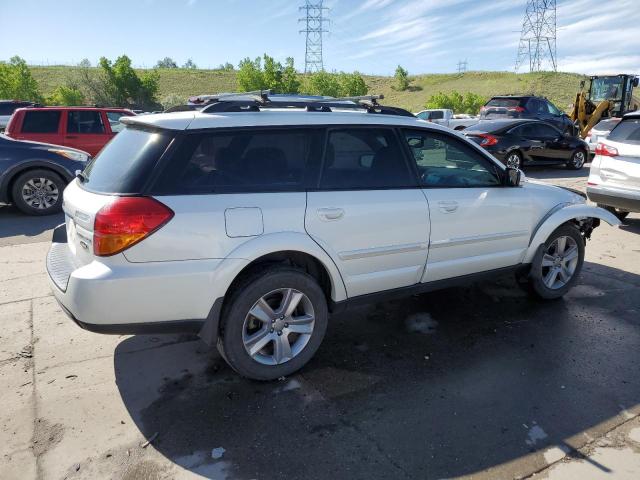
[585, 118, 621, 153]
[0, 134, 89, 215]
[480, 96, 575, 135]
[415, 109, 478, 130]
[5, 107, 135, 156]
[464, 119, 589, 170]
[47, 97, 619, 380]
[0, 100, 37, 131]
[587, 112, 640, 221]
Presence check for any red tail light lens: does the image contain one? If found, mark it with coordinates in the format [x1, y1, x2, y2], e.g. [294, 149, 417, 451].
[476, 133, 499, 146]
[507, 106, 525, 113]
[595, 143, 618, 157]
[94, 197, 174, 256]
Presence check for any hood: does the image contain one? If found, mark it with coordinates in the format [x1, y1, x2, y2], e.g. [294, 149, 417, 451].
[523, 179, 587, 206]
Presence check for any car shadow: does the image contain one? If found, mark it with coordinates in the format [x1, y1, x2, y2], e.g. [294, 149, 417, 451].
[620, 215, 640, 234]
[0, 204, 63, 242]
[524, 162, 590, 181]
[114, 261, 640, 479]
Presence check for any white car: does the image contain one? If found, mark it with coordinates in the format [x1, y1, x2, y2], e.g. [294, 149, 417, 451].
[585, 118, 621, 153]
[47, 96, 619, 380]
[587, 112, 640, 220]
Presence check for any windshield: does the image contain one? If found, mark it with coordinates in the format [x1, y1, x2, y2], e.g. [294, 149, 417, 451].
[607, 118, 640, 145]
[589, 77, 624, 102]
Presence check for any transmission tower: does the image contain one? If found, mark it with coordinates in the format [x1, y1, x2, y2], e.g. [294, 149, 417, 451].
[299, 1, 329, 73]
[457, 59, 468, 74]
[515, 0, 557, 72]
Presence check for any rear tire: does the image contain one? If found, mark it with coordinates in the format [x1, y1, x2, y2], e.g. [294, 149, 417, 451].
[566, 149, 586, 170]
[526, 224, 584, 300]
[218, 266, 328, 380]
[11, 169, 65, 216]
[505, 151, 523, 169]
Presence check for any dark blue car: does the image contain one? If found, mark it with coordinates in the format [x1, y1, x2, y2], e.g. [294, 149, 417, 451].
[0, 134, 90, 215]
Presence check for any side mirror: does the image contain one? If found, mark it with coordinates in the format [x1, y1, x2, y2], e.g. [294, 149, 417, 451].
[503, 167, 523, 187]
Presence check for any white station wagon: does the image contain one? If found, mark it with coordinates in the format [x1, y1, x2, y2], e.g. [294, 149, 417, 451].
[47, 95, 620, 380]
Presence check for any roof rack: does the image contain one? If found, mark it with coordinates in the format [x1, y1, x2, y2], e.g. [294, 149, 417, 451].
[198, 92, 414, 117]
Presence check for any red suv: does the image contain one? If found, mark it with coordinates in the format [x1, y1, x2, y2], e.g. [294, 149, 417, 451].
[5, 107, 135, 156]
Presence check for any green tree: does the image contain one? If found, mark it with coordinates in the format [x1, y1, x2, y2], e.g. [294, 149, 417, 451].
[0, 56, 42, 102]
[262, 54, 283, 91]
[338, 72, 367, 96]
[281, 57, 301, 94]
[156, 57, 178, 68]
[47, 84, 85, 106]
[183, 58, 197, 69]
[237, 57, 266, 91]
[425, 91, 486, 114]
[161, 93, 185, 110]
[394, 65, 409, 91]
[218, 62, 234, 71]
[236, 54, 300, 94]
[303, 71, 341, 97]
[78, 58, 91, 68]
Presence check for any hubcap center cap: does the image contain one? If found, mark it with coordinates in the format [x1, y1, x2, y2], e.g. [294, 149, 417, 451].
[273, 318, 286, 332]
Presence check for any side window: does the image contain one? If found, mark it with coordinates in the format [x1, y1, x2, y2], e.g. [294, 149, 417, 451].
[106, 112, 128, 133]
[416, 111, 430, 120]
[532, 124, 560, 139]
[527, 98, 544, 114]
[21, 111, 61, 133]
[320, 128, 414, 189]
[67, 111, 105, 134]
[430, 111, 444, 120]
[546, 101, 562, 115]
[154, 129, 318, 193]
[403, 129, 501, 188]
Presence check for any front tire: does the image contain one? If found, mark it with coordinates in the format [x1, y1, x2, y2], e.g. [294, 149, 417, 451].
[505, 151, 523, 170]
[218, 267, 328, 380]
[11, 169, 65, 216]
[566, 149, 586, 170]
[526, 224, 584, 300]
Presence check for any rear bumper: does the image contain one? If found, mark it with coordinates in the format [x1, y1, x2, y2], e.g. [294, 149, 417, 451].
[587, 185, 640, 213]
[46, 224, 236, 340]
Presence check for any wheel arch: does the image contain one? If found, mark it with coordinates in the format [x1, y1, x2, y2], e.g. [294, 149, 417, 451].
[1, 161, 73, 204]
[523, 204, 620, 263]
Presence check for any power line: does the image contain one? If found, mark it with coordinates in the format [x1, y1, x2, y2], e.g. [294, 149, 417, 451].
[515, 0, 557, 72]
[457, 59, 468, 74]
[299, 1, 329, 73]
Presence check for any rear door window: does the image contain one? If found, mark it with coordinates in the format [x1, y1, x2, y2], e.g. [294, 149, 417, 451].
[320, 128, 414, 189]
[608, 118, 640, 144]
[80, 127, 173, 193]
[67, 111, 106, 134]
[21, 111, 61, 133]
[153, 128, 321, 194]
[106, 111, 129, 133]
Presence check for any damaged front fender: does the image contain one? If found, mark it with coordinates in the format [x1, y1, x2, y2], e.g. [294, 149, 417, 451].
[523, 204, 621, 263]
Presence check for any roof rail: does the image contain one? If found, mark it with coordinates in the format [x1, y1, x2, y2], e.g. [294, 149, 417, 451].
[199, 93, 414, 117]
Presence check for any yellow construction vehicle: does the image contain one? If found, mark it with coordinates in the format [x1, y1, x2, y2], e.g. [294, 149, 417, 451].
[570, 74, 639, 138]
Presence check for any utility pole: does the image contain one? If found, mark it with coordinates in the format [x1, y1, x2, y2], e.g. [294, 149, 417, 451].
[299, 1, 329, 73]
[515, 0, 557, 72]
[457, 59, 468, 74]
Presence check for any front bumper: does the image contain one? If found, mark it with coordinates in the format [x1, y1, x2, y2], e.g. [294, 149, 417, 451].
[46, 224, 235, 338]
[587, 185, 640, 213]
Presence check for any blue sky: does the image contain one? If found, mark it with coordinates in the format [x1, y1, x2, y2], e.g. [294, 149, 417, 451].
[1, 0, 638, 75]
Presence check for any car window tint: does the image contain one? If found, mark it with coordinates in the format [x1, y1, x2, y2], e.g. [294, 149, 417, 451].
[67, 111, 105, 134]
[533, 124, 559, 138]
[608, 118, 640, 144]
[21, 111, 61, 133]
[546, 101, 562, 115]
[320, 128, 414, 189]
[429, 111, 444, 120]
[106, 112, 128, 133]
[486, 98, 521, 108]
[154, 129, 319, 193]
[403, 129, 501, 188]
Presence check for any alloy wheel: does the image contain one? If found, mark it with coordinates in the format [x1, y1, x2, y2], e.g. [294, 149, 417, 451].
[21, 177, 59, 210]
[541, 235, 579, 289]
[506, 153, 521, 169]
[242, 288, 316, 366]
[572, 150, 585, 168]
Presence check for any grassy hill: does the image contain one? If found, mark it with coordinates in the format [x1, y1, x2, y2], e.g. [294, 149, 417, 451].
[30, 66, 584, 113]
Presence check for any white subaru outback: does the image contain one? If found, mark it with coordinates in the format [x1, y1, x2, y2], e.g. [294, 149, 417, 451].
[47, 95, 620, 380]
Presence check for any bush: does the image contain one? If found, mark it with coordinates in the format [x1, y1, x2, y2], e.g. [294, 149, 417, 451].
[425, 91, 486, 114]
[182, 59, 197, 69]
[302, 71, 368, 97]
[47, 85, 85, 106]
[156, 57, 178, 69]
[0, 56, 42, 102]
[395, 65, 409, 91]
[237, 54, 300, 94]
[161, 93, 185, 110]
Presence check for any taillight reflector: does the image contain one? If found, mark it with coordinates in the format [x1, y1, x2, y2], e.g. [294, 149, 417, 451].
[594, 143, 618, 157]
[94, 197, 174, 256]
[476, 133, 499, 146]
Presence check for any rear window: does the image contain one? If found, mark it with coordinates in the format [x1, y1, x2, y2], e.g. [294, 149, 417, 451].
[21, 111, 61, 133]
[0, 102, 31, 116]
[486, 98, 523, 108]
[607, 118, 640, 144]
[80, 127, 173, 193]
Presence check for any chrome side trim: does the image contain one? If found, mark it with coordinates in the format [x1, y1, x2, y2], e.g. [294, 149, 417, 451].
[430, 230, 529, 249]
[339, 242, 428, 261]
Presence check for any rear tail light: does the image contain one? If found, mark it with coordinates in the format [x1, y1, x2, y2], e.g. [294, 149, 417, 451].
[594, 143, 618, 157]
[507, 106, 525, 113]
[476, 133, 499, 146]
[94, 197, 174, 256]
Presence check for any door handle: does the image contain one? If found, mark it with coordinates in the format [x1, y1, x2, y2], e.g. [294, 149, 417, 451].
[438, 200, 458, 213]
[317, 207, 345, 221]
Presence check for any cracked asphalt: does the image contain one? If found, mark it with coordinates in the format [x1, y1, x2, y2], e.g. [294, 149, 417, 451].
[1, 163, 640, 479]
